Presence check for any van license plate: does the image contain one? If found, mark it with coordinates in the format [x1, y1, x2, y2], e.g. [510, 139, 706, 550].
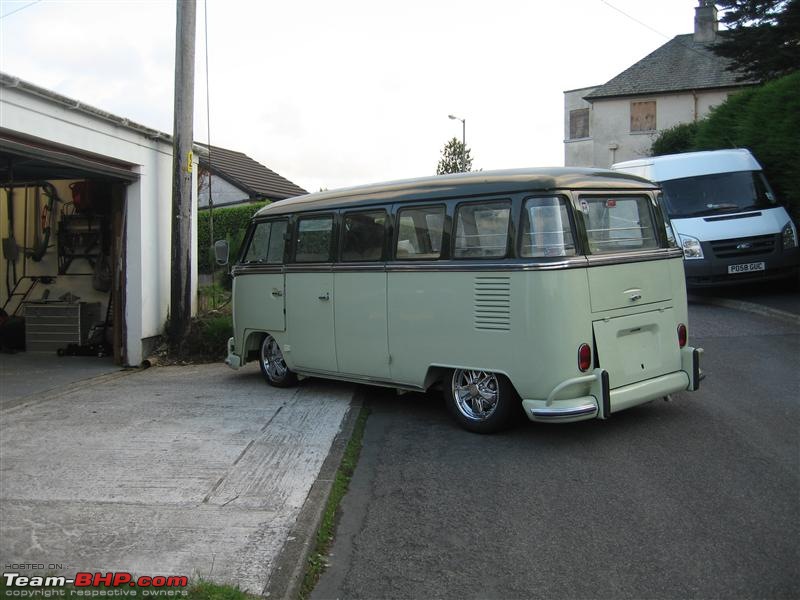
[728, 262, 765, 274]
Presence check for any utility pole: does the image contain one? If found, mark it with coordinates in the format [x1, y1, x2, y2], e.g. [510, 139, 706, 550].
[169, 0, 196, 346]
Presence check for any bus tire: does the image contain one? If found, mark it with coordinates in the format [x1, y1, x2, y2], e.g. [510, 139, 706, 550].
[259, 334, 298, 388]
[445, 369, 515, 433]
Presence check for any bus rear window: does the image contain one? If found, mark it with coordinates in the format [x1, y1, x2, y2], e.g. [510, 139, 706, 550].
[581, 195, 659, 254]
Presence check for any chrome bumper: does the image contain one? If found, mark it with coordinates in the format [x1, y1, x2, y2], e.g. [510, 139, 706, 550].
[522, 346, 702, 423]
[224, 337, 242, 370]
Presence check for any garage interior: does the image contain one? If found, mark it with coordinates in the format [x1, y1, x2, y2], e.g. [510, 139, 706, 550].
[1, 133, 134, 367]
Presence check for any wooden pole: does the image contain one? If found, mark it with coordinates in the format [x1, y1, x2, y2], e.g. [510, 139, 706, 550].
[169, 0, 196, 346]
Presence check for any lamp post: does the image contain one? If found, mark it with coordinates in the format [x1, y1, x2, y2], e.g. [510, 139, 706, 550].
[448, 114, 466, 171]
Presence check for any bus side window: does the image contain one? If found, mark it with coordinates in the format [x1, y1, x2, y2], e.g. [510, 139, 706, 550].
[242, 221, 271, 263]
[521, 197, 576, 258]
[267, 220, 288, 264]
[454, 201, 511, 259]
[295, 215, 334, 262]
[342, 210, 387, 261]
[395, 206, 446, 259]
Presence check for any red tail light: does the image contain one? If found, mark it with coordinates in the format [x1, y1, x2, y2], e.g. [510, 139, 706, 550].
[677, 324, 687, 348]
[578, 343, 592, 372]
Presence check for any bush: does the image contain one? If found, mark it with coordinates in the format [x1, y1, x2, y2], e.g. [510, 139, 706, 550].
[197, 202, 269, 273]
[651, 122, 699, 156]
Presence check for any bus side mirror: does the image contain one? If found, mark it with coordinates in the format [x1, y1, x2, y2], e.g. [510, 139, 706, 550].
[214, 240, 230, 265]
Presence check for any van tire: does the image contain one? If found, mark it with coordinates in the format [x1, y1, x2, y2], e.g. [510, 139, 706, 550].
[445, 369, 516, 433]
[259, 334, 298, 388]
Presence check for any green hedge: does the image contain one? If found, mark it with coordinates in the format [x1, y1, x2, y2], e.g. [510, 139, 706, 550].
[197, 202, 268, 273]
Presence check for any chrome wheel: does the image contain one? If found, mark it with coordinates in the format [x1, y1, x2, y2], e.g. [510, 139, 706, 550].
[452, 369, 500, 422]
[259, 335, 296, 387]
[261, 336, 288, 381]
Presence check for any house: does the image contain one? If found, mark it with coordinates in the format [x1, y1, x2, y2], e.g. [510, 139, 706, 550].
[0, 73, 199, 366]
[197, 144, 306, 209]
[564, 1, 759, 168]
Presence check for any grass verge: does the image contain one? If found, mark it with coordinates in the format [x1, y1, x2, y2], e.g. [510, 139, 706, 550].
[0, 581, 255, 600]
[298, 405, 370, 599]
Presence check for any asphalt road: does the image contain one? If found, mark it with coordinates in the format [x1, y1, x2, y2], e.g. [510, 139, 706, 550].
[312, 303, 799, 600]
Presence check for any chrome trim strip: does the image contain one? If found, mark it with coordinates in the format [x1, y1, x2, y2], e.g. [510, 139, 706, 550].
[231, 264, 284, 276]
[530, 402, 598, 418]
[232, 249, 680, 275]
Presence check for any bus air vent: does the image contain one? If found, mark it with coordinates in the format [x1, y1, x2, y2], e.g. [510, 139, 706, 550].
[474, 276, 511, 331]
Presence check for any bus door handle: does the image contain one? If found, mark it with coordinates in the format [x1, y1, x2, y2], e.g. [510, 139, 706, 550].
[318, 292, 330, 301]
[271, 288, 283, 297]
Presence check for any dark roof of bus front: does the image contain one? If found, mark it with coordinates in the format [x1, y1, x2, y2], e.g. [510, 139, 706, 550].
[254, 167, 657, 216]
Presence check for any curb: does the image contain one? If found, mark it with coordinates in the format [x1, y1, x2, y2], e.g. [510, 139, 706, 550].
[688, 294, 800, 326]
[264, 390, 365, 600]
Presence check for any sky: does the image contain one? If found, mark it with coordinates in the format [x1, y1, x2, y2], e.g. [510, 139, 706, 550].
[0, 0, 710, 193]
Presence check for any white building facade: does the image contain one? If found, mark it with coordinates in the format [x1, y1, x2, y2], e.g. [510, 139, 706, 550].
[564, 1, 757, 168]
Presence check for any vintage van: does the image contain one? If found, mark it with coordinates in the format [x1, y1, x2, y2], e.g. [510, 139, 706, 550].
[220, 168, 702, 433]
[613, 149, 799, 287]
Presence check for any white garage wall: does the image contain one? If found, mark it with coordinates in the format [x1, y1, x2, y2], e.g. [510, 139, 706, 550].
[0, 83, 198, 365]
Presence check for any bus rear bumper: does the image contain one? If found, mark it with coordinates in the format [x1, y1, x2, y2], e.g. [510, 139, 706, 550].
[522, 348, 700, 423]
[225, 337, 242, 370]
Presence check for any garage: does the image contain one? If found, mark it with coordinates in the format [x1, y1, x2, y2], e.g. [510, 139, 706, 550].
[1, 74, 198, 368]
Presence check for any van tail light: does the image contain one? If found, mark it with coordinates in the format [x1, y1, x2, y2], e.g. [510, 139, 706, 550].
[677, 324, 687, 348]
[578, 343, 592, 372]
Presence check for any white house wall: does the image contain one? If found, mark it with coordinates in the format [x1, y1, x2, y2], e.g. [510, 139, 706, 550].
[565, 89, 735, 168]
[563, 87, 596, 168]
[0, 85, 198, 365]
[198, 175, 248, 208]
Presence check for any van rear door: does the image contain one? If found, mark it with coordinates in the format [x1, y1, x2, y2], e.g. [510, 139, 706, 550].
[577, 193, 683, 388]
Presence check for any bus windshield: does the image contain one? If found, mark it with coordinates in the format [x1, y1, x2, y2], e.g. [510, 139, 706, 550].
[660, 171, 777, 218]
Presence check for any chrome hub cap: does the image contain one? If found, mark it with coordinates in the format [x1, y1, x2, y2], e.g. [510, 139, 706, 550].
[452, 370, 500, 421]
[262, 337, 287, 380]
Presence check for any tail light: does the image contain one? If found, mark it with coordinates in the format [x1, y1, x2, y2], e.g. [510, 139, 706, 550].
[677, 324, 687, 348]
[578, 343, 592, 372]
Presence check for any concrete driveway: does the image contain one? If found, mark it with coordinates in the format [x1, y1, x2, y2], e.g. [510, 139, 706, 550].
[0, 362, 353, 593]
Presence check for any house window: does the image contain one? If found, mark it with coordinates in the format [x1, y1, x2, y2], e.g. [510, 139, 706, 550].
[631, 101, 656, 132]
[569, 108, 590, 139]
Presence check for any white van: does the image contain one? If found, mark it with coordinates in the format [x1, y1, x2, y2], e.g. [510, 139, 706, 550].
[612, 149, 799, 286]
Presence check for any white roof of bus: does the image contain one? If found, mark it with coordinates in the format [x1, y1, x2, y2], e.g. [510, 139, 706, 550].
[612, 149, 762, 182]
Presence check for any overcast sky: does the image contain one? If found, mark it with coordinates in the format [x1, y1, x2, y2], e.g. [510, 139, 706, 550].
[1, 0, 709, 192]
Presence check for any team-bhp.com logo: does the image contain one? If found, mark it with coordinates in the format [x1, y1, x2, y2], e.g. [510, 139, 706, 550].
[3, 573, 188, 596]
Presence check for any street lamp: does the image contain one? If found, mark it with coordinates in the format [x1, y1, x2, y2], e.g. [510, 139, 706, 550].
[448, 114, 466, 170]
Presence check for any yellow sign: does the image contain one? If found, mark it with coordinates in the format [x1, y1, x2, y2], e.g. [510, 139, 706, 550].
[187, 151, 193, 173]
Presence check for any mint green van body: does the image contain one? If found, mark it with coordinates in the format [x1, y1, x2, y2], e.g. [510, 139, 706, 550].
[225, 168, 702, 432]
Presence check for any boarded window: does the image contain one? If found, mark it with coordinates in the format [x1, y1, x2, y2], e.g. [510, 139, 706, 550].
[569, 108, 590, 139]
[630, 101, 656, 132]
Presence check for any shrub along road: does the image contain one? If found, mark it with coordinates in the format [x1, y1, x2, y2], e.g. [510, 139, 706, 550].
[312, 303, 799, 600]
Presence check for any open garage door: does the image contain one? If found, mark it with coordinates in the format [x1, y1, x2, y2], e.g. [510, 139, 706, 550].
[1, 132, 137, 365]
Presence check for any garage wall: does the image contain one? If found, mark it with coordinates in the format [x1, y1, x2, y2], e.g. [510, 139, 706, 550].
[0, 84, 198, 365]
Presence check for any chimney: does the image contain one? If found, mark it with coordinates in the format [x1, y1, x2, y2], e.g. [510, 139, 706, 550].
[694, 0, 718, 43]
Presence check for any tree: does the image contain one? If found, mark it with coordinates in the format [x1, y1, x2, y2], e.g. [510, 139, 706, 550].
[712, 0, 800, 81]
[436, 137, 473, 175]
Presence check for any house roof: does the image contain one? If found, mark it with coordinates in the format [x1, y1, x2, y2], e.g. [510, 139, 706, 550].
[584, 33, 759, 101]
[198, 145, 306, 200]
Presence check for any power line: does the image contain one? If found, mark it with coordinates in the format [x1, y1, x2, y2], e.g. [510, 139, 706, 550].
[0, 0, 43, 20]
